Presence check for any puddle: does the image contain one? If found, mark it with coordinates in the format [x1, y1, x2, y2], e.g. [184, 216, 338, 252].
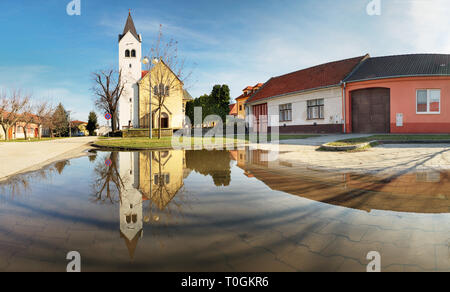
[0, 149, 449, 271]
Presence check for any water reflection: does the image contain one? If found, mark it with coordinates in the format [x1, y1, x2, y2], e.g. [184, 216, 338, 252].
[0, 159, 71, 199]
[93, 150, 233, 258]
[231, 149, 450, 214]
[91, 148, 450, 260]
[1, 148, 450, 271]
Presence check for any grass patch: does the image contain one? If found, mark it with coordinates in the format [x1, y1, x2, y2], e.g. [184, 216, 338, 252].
[336, 134, 450, 146]
[95, 137, 246, 149]
[94, 134, 319, 149]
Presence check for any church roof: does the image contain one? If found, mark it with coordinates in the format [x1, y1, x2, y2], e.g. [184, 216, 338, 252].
[119, 12, 140, 42]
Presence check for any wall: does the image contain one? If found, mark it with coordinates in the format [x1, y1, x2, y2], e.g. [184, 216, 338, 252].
[345, 76, 450, 133]
[249, 86, 343, 133]
[139, 62, 184, 130]
[236, 96, 249, 119]
[10, 122, 41, 139]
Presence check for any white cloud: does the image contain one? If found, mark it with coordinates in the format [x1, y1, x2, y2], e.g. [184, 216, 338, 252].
[383, 0, 450, 53]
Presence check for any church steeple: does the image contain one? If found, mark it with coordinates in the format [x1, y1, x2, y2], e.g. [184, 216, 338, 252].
[119, 11, 141, 42]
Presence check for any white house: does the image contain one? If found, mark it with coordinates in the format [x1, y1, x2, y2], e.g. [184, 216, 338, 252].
[246, 55, 369, 134]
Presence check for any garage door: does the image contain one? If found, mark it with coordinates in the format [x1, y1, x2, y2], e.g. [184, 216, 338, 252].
[351, 88, 390, 133]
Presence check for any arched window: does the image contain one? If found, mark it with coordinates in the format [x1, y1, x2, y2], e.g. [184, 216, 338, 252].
[131, 50, 136, 57]
[125, 50, 130, 57]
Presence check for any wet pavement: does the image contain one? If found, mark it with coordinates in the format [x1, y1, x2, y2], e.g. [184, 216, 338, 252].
[0, 148, 449, 272]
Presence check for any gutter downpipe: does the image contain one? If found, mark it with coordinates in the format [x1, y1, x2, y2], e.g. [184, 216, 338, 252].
[343, 81, 347, 134]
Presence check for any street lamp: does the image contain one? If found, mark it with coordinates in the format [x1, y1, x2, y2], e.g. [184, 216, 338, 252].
[142, 57, 159, 139]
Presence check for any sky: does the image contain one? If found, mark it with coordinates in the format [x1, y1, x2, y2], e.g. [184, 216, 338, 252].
[0, 0, 449, 122]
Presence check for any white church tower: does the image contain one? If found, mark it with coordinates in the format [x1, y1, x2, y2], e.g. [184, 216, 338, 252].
[118, 12, 142, 129]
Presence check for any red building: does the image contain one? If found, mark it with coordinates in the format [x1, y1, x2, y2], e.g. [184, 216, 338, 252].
[344, 54, 450, 133]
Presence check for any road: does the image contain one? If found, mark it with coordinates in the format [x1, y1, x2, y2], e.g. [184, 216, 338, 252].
[0, 137, 98, 181]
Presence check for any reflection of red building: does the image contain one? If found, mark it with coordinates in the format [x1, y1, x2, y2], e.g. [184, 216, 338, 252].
[235, 149, 450, 214]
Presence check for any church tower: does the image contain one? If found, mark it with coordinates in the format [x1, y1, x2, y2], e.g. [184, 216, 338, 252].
[118, 12, 142, 129]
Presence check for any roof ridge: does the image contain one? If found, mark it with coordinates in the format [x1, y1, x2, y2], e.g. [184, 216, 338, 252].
[369, 53, 450, 59]
[270, 55, 367, 80]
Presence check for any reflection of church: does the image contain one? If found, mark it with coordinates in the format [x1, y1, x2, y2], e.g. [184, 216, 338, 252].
[117, 151, 188, 259]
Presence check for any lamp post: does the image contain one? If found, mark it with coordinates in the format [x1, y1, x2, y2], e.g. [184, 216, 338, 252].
[142, 57, 159, 139]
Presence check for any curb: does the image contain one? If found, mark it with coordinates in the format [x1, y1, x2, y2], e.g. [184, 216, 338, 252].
[320, 139, 450, 152]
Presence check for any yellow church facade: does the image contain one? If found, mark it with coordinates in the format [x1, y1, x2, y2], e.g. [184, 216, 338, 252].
[138, 61, 191, 131]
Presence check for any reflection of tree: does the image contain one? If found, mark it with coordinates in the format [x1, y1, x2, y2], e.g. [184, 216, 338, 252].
[91, 152, 124, 204]
[139, 150, 191, 242]
[140, 151, 187, 216]
[88, 153, 98, 163]
[54, 160, 70, 174]
[0, 160, 70, 200]
[185, 150, 231, 186]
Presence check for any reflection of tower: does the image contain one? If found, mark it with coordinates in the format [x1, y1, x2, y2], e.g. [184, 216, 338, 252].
[118, 152, 143, 259]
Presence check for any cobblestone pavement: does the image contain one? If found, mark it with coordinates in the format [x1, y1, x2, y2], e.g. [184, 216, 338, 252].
[253, 142, 450, 174]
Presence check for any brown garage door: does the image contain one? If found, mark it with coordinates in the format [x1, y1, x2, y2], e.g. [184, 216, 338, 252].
[351, 88, 390, 133]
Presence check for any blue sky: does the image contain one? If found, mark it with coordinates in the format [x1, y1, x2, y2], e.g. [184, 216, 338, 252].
[0, 0, 449, 122]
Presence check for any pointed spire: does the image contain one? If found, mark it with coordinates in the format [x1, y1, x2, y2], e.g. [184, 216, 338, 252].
[120, 229, 143, 260]
[119, 11, 141, 42]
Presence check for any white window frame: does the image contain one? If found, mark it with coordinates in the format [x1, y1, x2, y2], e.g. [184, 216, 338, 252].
[279, 103, 292, 122]
[307, 98, 325, 120]
[416, 89, 441, 114]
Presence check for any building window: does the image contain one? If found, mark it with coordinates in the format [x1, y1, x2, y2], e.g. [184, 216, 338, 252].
[239, 105, 243, 111]
[307, 99, 324, 120]
[279, 103, 292, 122]
[417, 89, 440, 114]
[131, 50, 136, 57]
[125, 50, 130, 57]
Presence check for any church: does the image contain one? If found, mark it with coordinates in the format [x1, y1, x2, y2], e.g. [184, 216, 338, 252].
[118, 12, 192, 132]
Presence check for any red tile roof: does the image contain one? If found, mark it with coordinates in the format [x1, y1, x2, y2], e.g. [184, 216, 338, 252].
[235, 83, 264, 101]
[141, 70, 149, 79]
[246, 55, 368, 104]
[72, 120, 87, 125]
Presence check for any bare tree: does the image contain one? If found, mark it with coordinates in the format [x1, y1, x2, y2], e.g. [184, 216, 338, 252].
[19, 99, 41, 140]
[32, 100, 53, 139]
[92, 69, 125, 133]
[0, 89, 31, 141]
[145, 25, 192, 139]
